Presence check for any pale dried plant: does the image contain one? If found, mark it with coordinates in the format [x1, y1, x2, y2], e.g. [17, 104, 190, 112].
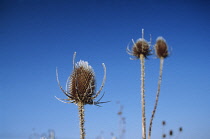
[127, 29, 172, 139]
[55, 52, 108, 139]
[148, 37, 169, 139]
[127, 29, 152, 139]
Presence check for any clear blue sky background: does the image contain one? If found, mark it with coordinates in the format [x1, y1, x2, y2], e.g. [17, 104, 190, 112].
[1, 0, 210, 139]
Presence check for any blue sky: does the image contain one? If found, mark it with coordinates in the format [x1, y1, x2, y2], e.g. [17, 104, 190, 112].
[1, 0, 210, 139]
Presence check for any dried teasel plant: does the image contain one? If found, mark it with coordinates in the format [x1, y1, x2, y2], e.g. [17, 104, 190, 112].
[127, 30, 171, 139]
[55, 52, 108, 139]
[148, 37, 169, 139]
[127, 29, 152, 139]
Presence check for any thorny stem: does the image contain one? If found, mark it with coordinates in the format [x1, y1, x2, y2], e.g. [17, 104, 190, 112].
[148, 57, 164, 139]
[140, 54, 146, 139]
[78, 102, 85, 139]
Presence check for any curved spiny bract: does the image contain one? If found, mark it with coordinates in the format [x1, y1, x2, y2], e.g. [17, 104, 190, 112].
[92, 63, 106, 100]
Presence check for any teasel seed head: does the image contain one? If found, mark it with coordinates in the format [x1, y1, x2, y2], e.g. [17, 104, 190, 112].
[127, 29, 152, 59]
[70, 60, 96, 104]
[56, 52, 107, 106]
[155, 37, 169, 58]
[127, 38, 151, 59]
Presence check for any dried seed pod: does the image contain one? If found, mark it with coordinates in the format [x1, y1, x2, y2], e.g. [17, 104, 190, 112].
[155, 37, 169, 58]
[132, 38, 151, 59]
[56, 53, 107, 106]
[70, 60, 96, 104]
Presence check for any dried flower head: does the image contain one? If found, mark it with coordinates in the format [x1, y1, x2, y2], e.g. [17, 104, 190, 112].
[155, 37, 169, 58]
[127, 38, 151, 59]
[56, 52, 107, 106]
[69, 60, 96, 104]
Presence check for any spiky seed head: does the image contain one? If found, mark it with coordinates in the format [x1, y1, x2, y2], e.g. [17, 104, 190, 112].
[155, 37, 169, 58]
[70, 60, 96, 104]
[132, 38, 151, 59]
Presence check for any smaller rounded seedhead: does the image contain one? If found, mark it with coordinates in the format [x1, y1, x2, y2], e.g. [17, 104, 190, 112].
[155, 37, 169, 58]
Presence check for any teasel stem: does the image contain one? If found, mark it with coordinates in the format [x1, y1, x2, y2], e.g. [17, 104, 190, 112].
[78, 102, 85, 139]
[148, 57, 164, 139]
[140, 54, 146, 139]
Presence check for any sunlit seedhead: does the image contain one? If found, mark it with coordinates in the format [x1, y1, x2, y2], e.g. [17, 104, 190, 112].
[56, 52, 107, 106]
[69, 60, 96, 104]
[127, 38, 151, 59]
[155, 37, 169, 58]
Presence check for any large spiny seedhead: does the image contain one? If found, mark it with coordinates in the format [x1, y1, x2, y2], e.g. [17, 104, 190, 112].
[70, 60, 96, 104]
[155, 37, 169, 58]
[56, 52, 107, 106]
